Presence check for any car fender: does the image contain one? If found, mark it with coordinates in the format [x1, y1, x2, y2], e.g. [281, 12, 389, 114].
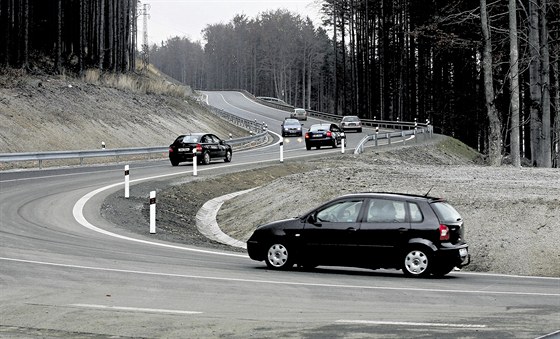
[407, 238, 437, 252]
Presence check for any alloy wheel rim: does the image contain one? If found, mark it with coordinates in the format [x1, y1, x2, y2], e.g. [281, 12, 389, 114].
[405, 250, 428, 275]
[267, 244, 288, 267]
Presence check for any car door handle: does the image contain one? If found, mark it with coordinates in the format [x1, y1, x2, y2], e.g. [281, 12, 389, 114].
[398, 227, 408, 232]
[346, 227, 357, 231]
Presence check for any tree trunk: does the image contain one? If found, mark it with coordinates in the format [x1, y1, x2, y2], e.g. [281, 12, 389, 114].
[480, 0, 502, 166]
[54, 0, 61, 73]
[508, 0, 521, 166]
[529, 0, 542, 166]
[539, 0, 552, 167]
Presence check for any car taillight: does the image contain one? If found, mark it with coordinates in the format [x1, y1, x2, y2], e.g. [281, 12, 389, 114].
[439, 224, 450, 241]
[326, 131, 332, 137]
[196, 144, 203, 151]
[169, 147, 174, 153]
[305, 133, 310, 139]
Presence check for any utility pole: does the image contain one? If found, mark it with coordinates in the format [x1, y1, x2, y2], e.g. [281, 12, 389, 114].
[141, 3, 150, 72]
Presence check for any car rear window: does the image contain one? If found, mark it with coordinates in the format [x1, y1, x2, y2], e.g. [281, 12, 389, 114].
[181, 135, 200, 143]
[310, 125, 328, 132]
[431, 201, 462, 223]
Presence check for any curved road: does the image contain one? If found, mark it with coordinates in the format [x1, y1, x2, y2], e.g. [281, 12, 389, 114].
[1, 92, 558, 338]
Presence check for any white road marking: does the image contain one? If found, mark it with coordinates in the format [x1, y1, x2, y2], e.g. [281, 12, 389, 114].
[336, 320, 486, 329]
[2, 257, 559, 297]
[70, 304, 202, 315]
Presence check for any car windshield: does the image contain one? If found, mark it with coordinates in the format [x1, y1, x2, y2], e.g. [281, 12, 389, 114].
[284, 120, 300, 126]
[343, 116, 360, 122]
[295, 109, 305, 114]
[431, 201, 462, 223]
[310, 125, 329, 132]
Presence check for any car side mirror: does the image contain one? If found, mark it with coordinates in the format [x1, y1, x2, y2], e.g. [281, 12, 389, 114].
[307, 213, 321, 226]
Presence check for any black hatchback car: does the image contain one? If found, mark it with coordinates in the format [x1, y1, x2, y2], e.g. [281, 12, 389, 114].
[247, 193, 470, 277]
[168, 133, 232, 166]
[305, 123, 345, 150]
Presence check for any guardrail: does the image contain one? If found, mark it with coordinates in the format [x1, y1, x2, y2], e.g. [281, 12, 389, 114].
[353, 126, 433, 154]
[0, 106, 269, 169]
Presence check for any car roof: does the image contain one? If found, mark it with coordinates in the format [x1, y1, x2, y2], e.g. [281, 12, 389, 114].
[335, 192, 443, 202]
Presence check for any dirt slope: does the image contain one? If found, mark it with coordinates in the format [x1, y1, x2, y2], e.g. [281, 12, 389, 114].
[0, 72, 246, 154]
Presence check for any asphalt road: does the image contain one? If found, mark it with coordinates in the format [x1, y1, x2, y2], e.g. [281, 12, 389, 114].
[1, 92, 559, 338]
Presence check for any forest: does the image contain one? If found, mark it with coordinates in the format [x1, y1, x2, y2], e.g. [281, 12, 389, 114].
[1, 0, 559, 168]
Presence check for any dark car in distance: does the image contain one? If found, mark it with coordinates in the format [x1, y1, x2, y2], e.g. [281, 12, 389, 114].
[281, 118, 303, 137]
[168, 133, 232, 166]
[247, 192, 470, 278]
[305, 123, 345, 150]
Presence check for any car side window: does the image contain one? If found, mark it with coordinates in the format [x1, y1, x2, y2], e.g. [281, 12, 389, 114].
[409, 202, 423, 222]
[209, 135, 220, 143]
[317, 200, 363, 223]
[366, 199, 406, 223]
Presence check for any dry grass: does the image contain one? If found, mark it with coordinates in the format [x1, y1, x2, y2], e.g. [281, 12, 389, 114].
[83, 68, 192, 99]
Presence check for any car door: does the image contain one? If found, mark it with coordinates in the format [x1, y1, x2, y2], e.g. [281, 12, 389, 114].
[355, 198, 410, 268]
[300, 198, 364, 265]
[210, 134, 225, 158]
[330, 124, 342, 144]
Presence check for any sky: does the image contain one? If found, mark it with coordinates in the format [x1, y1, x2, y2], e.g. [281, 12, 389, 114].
[141, 0, 324, 46]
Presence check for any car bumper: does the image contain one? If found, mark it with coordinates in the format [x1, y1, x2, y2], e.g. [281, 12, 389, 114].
[247, 240, 266, 262]
[283, 130, 302, 136]
[437, 243, 470, 268]
[306, 138, 335, 146]
[169, 151, 202, 162]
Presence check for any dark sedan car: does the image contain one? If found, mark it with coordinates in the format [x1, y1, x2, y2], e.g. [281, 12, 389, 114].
[281, 118, 303, 137]
[304, 123, 345, 150]
[247, 192, 470, 277]
[168, 133, 232, 166]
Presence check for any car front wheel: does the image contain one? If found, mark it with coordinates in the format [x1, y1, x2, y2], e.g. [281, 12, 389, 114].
[403, 247, 432, 278]
[265, 243, 293, 270]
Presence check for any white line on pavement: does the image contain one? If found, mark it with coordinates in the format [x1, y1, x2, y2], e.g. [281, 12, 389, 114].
[336, 319, 486, 328]
[70, 304, 202, 315]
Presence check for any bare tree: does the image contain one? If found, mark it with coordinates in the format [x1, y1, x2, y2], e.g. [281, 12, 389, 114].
[480, 0, 503, 166]
[509, 0, 521, 166]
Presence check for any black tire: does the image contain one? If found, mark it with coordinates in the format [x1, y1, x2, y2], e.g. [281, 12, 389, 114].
[402, 247, 433, 278]
[306, 144, 311, 150]
[224, 150, 232, 162]
[358, 128, 362, 133]
[431, 265, 455, 277]
[202, 152, 211, 165]
[170, 159, 179, 166]
[265, 243, 294, 270]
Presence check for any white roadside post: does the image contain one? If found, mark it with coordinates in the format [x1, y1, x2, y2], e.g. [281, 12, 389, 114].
[192, 149, 198, 176]
[341, 132, 345, 154]
[149, 191, 156, 234]
[101, 141, 106, 150]
[375, 126, 379, 147]
[280, 140, 284, 163]
[124, 165, 130, 198]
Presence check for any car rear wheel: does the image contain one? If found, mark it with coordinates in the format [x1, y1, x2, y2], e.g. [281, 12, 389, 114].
[224, 150, 232, 162]
[265, 243, 293, 270]
[202, 152, 211, 165]
[403, 247, 432, 278]
[170, 159, 179, 166]
[431, 265, 455, 277]
[306, 144, 311, 150]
